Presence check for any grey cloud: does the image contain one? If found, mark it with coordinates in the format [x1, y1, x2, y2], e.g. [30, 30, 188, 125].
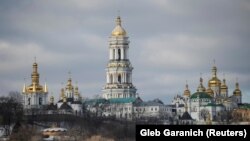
[0, 0, 249, 104]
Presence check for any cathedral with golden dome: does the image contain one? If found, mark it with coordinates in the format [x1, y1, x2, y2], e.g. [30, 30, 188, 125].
[172, 63, 242, 123]
[20, 16, 248, 124]
[56, 75, 83, 115]
[22, 60, 48, 110]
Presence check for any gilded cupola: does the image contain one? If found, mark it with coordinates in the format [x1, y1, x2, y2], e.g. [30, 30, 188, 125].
[60, 88, 65, 100]
[111, 16, 127, 37]
[208, 65, 221, 87]
[74, 86, 79, 96]
[197, 77, 206, 92]
[233, 81, 242, 96]
[24, 61, 46, 93]
[65, 77, 74, 91]
[183, 83, 191, 97]
[221, 78, 228, 93]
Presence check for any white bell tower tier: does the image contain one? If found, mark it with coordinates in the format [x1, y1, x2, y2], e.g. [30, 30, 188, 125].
[102, 16, 137, 99]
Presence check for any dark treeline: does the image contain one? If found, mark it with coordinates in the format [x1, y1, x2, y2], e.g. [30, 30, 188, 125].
[0, 92, 135, 141]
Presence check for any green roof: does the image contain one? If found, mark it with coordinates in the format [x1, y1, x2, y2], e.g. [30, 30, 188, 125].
[109, 97, 137, 104]
[84, 97, 139, 105]
[205, 103, 223, 107]
[239, 104, 250, 109]
[190, 92, 212, 99]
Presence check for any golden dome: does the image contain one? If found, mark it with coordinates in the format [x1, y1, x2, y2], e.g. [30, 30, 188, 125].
[233, 82, 241, 96]
[206, 86, 214, 97]
[60, 88, 65, 99]
[23, 61, 47, 94]
[74, 86, 79, 96]
[33, 62, 38, 66]
[183, 84, 191, 97]
[221, 78, 228, 92]
[208, 65, 221, 87]
[111, 16, 127, 36]
[66, 77, 74, 90]
[26, 84, 44, 93]
[197, 77, 206, 92]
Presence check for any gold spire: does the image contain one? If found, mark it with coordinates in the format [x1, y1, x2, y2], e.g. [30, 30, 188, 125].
[74, 85, 79, 96]
[66, 72, 73, 90]
[221, 74, 228, 93]
[32, 61, 39, 85]
[111, 16, 127, 36]
[183, 81, 191, 97]
[208, 62, 221, 87]
[233, 79, 242, 96]
[197, 76, 206, 92]
[60, 88, 65, 100]
[25, 60, 44, 93]
[44, 82, 48, 93]
[22, 79, 26, 93]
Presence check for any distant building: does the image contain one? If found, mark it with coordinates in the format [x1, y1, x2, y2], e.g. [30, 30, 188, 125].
[102, 16, 137, 99]
[232, 104, 250, 122]
[179, 111, 193, 125]
[22, 61, 48, 110]
[171, 64, 243, 123]
[56, 76, 83, 115]
[84, 16, 172, 121]
[133, 99, 172, 120]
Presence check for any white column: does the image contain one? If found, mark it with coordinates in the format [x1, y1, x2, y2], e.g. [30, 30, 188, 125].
[122, 73, 125, 83]
[115, 49, 118, 60]
[109, 49, 113, 60]
[32, 95, 35, 105]
[121, 48, 124, 59]
[107, 73, 109, 83]
[113, 74, 117, 83]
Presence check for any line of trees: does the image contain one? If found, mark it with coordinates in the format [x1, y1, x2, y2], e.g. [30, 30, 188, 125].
[0, 91, 23, 137]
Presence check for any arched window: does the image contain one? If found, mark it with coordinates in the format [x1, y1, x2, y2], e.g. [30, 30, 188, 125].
[113, 49, 115, 60]
[110, 74, 113, 83]
[118, 74, 121, 83]
[123, 49, 126, 59]
[28, 98, 31, 105]
[118, 49, 121, 60]
[39, 97, 42, 105]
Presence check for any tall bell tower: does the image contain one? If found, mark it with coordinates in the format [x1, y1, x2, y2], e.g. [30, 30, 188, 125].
[102, 16, 137, 99]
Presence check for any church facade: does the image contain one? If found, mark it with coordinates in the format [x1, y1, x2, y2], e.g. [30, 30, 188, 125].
[20, 16, 248, 124]
[22, 61, 48, 110]
[172, 64, 242, 123]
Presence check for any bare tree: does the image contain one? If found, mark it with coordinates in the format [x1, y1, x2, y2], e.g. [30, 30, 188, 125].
[200, 109, 209, 121]
[0, 95, 23, 136]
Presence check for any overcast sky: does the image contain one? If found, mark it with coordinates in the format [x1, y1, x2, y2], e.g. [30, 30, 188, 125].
[0, 0, 250, 103]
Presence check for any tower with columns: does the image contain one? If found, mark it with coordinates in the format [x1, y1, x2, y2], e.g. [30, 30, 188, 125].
[22, 60, 48, 109]
[102, 16, 137, 99]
